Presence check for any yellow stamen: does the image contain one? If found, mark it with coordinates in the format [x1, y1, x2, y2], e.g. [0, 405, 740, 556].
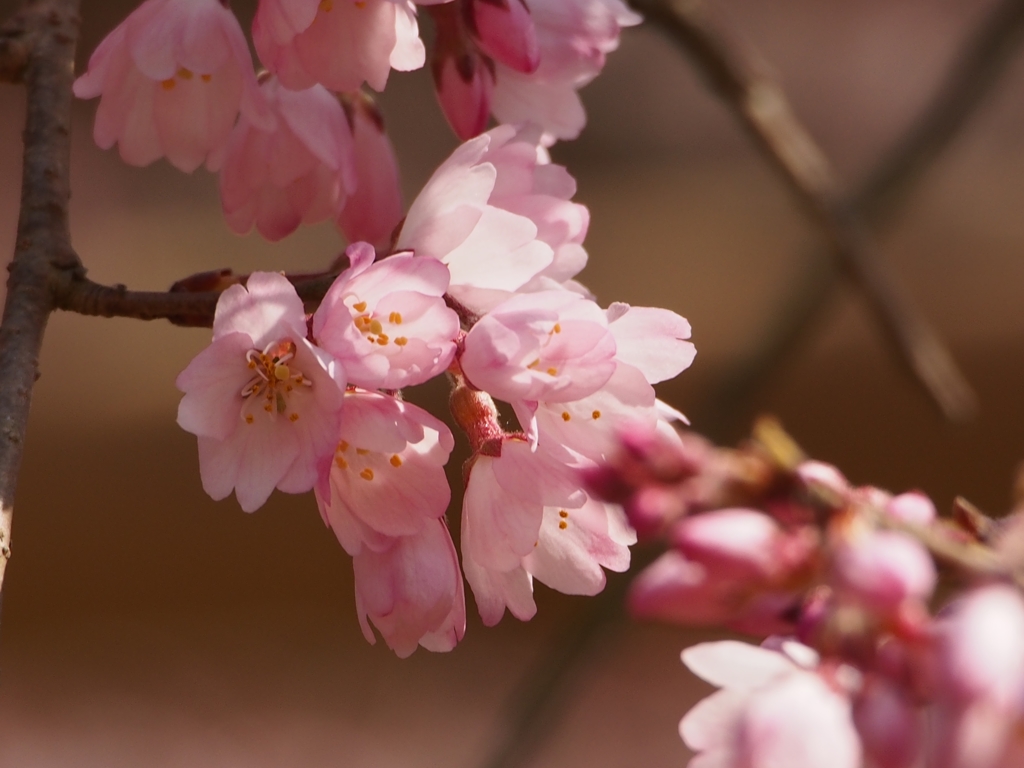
[559, 510, 568, 518]
[201, 74, 212, 83]
[395, 337, 408, 346]
[558, 521, 568, 530]
[245, 414, 254, 424]
[547, 367, 558, 376]
[177, 67, 193, 80]
[592, 410, 601, 419]
[376, 335, 389, 345]
[336, 456, 348, 469]
[389, 312, 403, 324]
[339, 440, 350, 452]
[553, 323, 562, 333]
[561, 412, 571, 422]
[353, 301, 367, 312]
[390, 455, 402, 467]
[360, 468, 374, 481]
[319, 0, 333, 11]
[161, 78, 176, 90]
[356, 448, 370, 455]
[289, 413, 300, 422]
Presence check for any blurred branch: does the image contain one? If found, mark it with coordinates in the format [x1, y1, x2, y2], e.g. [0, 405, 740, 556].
[697, 0, 1024, 436]
[0, 0, 81, 595]
[632, 0, 977, 423]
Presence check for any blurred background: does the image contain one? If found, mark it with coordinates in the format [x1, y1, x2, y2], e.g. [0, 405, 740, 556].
[2, 0, 1024, 764]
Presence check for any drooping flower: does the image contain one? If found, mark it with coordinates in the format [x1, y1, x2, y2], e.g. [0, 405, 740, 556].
[176, 272, 346, 512]
[253, 0, 452, 94]
[73, 0, 271, 172]
[315, 389, 462, 656]
[490, 0, 641, 143]
[335, 93, 404, 250]
[352, 519, 466, 657]
[396, 124, 588, 313]
[218, 76, 356, 241]
[313, 243, 460, 390]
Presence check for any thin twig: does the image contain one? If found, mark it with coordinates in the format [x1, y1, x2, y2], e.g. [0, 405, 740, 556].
[0, 0, 81, 595]
[699, 0, 1024, 437]
[52, 271, 341, 328]
[633, 0, 977, 423]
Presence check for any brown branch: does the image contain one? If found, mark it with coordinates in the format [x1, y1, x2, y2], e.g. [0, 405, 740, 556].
[0, 5, 33, 83]
[0, 0, 81, 594]
[633, 0, 977, 423]
[701, 0, 1024, 439]
[53, 270, 342, 328]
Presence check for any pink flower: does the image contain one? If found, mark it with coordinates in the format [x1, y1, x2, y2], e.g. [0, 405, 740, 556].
[176, 272, 346, 512]
[352, 519, 466, 657]
[218, 76, 356, 241]
[831, 529, 936, 617]
[629, 510, 817, 635]
[314, 389, 455, 550]
[312, 243, 459, 389]
[430, 4, 496, 141]
[490, 0, 641, 143]
[461, 434, 634, 624]
[604, 302, 696, 385]
[74, 0, 271, 172]
[253, 0, 450, 93]
[886, 492, 937, 527]
[396, 125, 588, 312]
[335, 93, 404, 250]
[460, 290, 617, 405]
[465, 0, 539, 74]
[854, 677, 922, 768]
[680, 640, 862, 768]
[929, 585, 1024, 768]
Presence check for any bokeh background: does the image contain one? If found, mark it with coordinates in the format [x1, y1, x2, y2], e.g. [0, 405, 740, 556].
[2, 0, 1024, 765]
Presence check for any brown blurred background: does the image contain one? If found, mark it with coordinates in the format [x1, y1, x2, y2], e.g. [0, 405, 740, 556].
[2, 0, 1024, 765]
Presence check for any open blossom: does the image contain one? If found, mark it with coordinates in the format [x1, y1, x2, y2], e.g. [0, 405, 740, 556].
[313, 243, 459, 390]
[176, 272, 346, 512]
[460, 433, 633, 625]
[396, 124, 588, 313]
[314, 389, 455, 550]
[219, 77, 356, 241]
[460, 290, 617, 405]
[74, 0, 271, 172]
[335, 94, 404, 250]
[681, 640, 862, 768]
[253, 0, 452, 93]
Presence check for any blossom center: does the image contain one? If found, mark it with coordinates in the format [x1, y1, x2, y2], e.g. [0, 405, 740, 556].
[240, 339, 311, 423]
[349, 299, 409, 348]
[333, 439, 404, 480]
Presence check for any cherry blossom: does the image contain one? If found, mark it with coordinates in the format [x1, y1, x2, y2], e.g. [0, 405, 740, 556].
[335, 93, 404, 250]
[73, 0, 271, 172]
[314, 389, 455, 550]
[465, 0, 539, 75]
[253, 0, 453, 94]
[352, 519, 466, 657]
[176, 272, 346, 512]
[218, 76, 356, 241]
[680, 640, 862, 768]
[313, 243, 459, 390]
[396, 124, 588, 313]
[460, 290, 617, 406]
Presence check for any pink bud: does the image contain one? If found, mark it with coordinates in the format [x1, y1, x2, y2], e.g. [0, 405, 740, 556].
[886, 492, 937, 527]
[671, 508, 782, 581]
[832, 530, 936, 614]
[336, 94, 403, 251]
[433, 49, 495, 140]
[466, 0, 539, 74]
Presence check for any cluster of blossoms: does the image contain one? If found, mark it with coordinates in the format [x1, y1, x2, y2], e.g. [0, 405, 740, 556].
[174, 125, 694, 655]
[590, 419, 1024, 767]
[72, 0, 671, 657]
[72, 0, 637, 243]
